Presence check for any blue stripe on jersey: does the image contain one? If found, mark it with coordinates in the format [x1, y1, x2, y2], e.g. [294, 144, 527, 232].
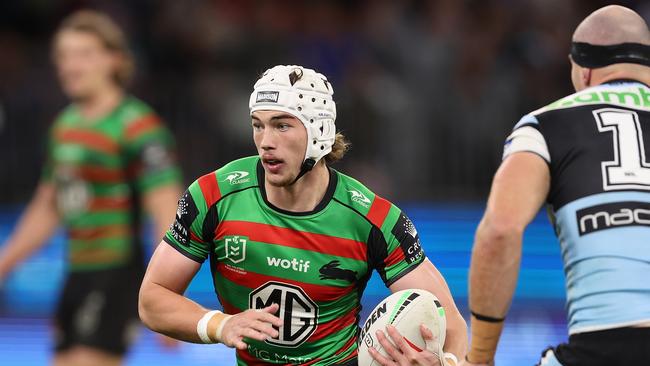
[513, 114, 539, 130]
[553, 191, 650, 334]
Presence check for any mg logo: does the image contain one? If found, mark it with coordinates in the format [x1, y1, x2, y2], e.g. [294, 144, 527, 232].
[249, 282, 318, 347]
[224, 236, 247, 264]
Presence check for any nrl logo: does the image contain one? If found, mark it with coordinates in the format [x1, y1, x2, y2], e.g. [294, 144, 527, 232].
[224, 171, 250, 185]
[224, 236, 247, 264]
[348, 189, 371, 208]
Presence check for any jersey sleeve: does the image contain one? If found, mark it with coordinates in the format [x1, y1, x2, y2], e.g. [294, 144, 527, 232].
[368, 203, 426, 287]
[502, 114, 551, 163]
[124, 114, 182, 192]
[163, 181, 212, 263]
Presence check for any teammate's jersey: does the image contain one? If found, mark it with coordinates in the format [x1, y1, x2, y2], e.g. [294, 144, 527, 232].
[165, 156, 426, 365]
[503, 80, 650, 334]
[42, 96, 182, 271]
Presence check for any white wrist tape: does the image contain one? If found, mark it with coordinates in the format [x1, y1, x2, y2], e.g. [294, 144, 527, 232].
[197, 310, 220, 343]
[443, 352, 459, 366]
[214, 313, 232, 341]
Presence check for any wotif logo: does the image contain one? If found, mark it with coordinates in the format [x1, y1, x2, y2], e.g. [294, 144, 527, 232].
[267, 257, 310, 273]
[224, 171, 250, 185]
[348, 189, 371, 207]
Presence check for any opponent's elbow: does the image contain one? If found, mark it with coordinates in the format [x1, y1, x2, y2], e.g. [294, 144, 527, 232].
[475, 215, 524, 250]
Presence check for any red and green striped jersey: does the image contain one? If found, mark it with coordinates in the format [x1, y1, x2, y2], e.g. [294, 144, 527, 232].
[164, 156, 425, 365]
[43, 96, 182, 271]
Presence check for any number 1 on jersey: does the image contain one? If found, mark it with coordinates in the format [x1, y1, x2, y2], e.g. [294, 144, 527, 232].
[594, 108, 650, 190]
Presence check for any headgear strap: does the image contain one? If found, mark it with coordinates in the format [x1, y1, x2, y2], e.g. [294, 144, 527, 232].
[570, 42, 650, 68]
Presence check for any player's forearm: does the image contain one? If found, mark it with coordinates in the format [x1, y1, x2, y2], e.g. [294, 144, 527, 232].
[0, 184, 59, 277]
[443, 308, 468, 361]
[468, 217, 523, 318]
[138, 280, 211, 343]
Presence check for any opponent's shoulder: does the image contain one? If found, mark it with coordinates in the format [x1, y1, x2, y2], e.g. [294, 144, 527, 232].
[333, 170, 396, 229]
[532, 82, 650, 117]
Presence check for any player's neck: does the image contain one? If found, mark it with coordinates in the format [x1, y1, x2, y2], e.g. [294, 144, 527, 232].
[265, 162, 330, 213]
[75, 85, 124, 121]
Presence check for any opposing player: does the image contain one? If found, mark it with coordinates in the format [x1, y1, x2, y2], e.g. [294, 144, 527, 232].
[0, 10, 182, 366]
[461, 5, 650, 366]
[138, 65, 467, 365]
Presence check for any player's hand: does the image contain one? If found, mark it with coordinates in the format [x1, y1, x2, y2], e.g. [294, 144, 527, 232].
[219, 303, 283, 350]
[369, 324, 444, 366]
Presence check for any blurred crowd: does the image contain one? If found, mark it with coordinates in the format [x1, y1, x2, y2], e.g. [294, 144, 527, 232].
[1, 0, 649, 202]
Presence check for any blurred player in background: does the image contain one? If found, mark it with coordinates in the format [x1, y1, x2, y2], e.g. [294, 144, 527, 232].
[461, 5, 650, 366]
[0, 10, 182, 366]
[138, 65, 467, 366]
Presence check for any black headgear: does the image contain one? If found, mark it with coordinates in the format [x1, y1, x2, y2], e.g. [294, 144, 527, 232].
[570, 42, 650, 68]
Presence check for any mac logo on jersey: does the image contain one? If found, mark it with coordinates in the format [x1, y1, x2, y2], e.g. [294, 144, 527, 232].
[576, 201, 650, 235]
[249, 282, 318, 347]
[224, 236, 247, 263]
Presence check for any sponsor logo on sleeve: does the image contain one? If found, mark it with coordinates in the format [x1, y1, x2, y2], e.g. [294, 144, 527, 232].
[169, 191, 199, 246]
[223, 171, 250, 185]
[141, 142, 173, 173]
[391, 213, 424, 264]
[256, 91, 280, 103]
[348, 189, 371, 208]
[576, 201, 650, 235]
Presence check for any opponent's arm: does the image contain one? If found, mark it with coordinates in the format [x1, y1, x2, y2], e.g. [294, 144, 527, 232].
[463, 152, 550, 365]
[0, 182, 59, 280]
[138, 242, 282, 348]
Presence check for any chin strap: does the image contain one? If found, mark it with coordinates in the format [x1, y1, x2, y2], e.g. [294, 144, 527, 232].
[291, 158, 316, 184]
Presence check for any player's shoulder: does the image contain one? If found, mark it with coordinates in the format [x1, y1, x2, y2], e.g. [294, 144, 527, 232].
[333, 169, 397, 229]
[530, 82, 650, 118]
[187, 156, 260, 209]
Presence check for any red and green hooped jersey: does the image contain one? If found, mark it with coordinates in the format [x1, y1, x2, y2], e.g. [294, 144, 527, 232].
[43, 96, 182, 271]
[164, 156, 426, 365]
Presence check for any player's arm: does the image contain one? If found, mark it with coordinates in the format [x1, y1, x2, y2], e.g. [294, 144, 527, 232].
[387, 259, 467, 365]
[0, 182, 59, 281]
[139, 241, 283, 348]
[463, 152, 550, 365]
[125, 112, 183, 242]
[143, 184, 183, 241]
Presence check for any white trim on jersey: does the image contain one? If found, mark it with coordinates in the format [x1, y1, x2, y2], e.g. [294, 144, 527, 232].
[502, 126, 551, 163]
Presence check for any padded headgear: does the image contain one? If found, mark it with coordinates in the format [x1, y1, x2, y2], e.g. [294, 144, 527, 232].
[249, 65, 337, 167]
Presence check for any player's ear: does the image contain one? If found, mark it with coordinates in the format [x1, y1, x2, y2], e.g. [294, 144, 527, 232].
[581, 67, 592, 88]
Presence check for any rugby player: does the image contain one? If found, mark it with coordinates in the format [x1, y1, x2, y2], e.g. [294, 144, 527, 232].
[138, 65, 467, 365]
[0, 10, 182, 366]
[460, 5, 650, 366]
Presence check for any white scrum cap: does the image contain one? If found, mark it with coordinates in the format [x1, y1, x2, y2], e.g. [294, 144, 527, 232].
[249, 65, 337, 166]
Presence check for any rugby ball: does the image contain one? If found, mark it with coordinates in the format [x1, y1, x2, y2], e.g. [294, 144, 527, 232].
[358, 289, 446, 366]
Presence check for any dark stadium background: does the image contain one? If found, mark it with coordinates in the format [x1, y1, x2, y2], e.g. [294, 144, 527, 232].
[0, 1, 647, 365]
